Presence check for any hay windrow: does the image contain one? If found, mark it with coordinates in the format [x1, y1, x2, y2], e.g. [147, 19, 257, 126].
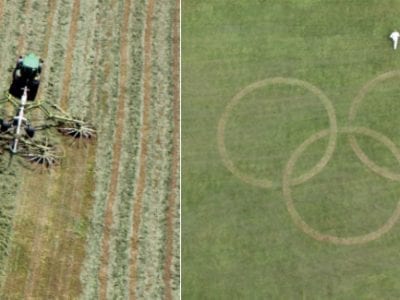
[134, 0, 177, 298]
[104, 0, 146, 298]
[79, 0, 122, 298]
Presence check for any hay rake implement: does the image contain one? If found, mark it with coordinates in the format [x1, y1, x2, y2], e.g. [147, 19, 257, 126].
[0, 53, 95, 167]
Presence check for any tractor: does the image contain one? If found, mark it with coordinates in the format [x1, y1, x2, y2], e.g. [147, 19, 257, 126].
[0, 53, 95, 168]
[9, 53, 41, 101]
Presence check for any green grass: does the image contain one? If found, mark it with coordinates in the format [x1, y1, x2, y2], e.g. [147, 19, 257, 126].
[183, 0, 400, 298]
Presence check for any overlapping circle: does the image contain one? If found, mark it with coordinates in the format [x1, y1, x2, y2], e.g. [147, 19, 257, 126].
[218, 74, 400, 245]
[217, 77, 337, 188]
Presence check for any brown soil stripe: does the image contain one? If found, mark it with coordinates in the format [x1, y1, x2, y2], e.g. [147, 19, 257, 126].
[17, 0, 32, 53]
[129, 0, 155, 298]
[60, 0, 80, 110]
[98, 0, 132, 298]
[163, 0, 180, 299]
[41, 0, 58, 63]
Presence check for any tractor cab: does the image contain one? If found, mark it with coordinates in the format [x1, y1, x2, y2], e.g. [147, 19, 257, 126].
[9, 53, 42, 101]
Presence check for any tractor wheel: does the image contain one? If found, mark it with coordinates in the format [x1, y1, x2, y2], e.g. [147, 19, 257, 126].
[0, 121, 11, 132]
[25, 126, 35, 138]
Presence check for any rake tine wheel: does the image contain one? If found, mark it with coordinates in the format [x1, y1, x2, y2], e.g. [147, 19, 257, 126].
[22, 138, 65, 168]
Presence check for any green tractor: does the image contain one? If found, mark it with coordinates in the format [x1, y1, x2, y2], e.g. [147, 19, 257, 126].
[9, 53, 42, 101]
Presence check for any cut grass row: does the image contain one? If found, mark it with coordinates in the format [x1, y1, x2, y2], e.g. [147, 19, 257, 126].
[134, 0, 177, 298]
[68, 0, 98, 118]
[98, 0, 134, 296]
[104, 0, 146, 298]
[54, 0, 100, 295]
[44, 0, 75, 106]
[166, 0, 181, 297]
[59, 0, 79, 110]
[128, 0, 155, 297]
[79, 0, 125, 297]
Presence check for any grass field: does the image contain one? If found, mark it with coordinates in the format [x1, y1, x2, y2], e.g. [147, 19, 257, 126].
[0, 0, 179, 299]
[183, 0, 400, 298]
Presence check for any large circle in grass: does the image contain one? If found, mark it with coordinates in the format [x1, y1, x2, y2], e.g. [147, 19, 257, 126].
[217, 77, 337, 188]
[283, 127, 400, 245]
[349, 71, 400, 181]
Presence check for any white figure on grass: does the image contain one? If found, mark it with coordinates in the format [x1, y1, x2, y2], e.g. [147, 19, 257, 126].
[390, 30, 400, 49]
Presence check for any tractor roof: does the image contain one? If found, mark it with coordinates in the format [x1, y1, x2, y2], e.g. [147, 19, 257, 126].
[22, 53, 40, 69]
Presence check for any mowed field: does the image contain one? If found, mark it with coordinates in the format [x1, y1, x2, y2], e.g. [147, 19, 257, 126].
[0, 0, 179, 299]
[183, 0, 400, 298]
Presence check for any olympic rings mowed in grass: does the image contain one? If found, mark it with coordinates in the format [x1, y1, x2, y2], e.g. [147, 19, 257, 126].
[218, 73, 400, 244]
[283, 127, 400, 245]
[349, 71, 400, 181]
[217, 77, 337, 189]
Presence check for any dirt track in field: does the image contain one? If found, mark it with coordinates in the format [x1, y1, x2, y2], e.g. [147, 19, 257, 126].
[0, 0, 180, 298]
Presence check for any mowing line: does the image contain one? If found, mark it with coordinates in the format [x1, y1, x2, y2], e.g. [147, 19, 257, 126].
[129, 0, 155, 297]
[60, 0, 80, 111]
[163, 0, 180, 298]
[98, 0, 132, 298]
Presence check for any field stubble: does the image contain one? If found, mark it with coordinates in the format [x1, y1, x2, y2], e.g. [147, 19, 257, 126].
[0, 0, 179, 298]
